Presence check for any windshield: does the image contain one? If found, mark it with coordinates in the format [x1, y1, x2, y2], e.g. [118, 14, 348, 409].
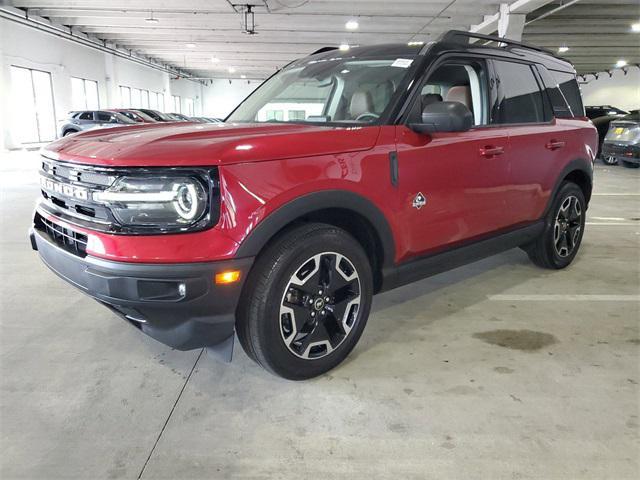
[227, 55, 417, 125]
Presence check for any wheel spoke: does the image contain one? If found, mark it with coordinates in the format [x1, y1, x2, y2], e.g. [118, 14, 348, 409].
[298, 321, 333, 358]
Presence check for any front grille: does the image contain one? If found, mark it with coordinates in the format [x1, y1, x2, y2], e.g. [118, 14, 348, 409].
[35, 213, 88, 258]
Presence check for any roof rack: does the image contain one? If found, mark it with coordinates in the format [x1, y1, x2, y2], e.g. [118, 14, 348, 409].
[440, 30, 555, 56]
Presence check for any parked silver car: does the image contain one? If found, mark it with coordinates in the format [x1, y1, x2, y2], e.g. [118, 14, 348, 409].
[58, 110, 136, 137]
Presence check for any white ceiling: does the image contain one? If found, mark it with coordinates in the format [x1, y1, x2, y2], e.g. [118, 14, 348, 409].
[522, 0, 640, 75]
[8, 0, 524, 79]
[9, 0, 638, 78]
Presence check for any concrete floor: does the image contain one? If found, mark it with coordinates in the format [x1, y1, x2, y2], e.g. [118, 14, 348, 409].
[1, 150, 638, 480]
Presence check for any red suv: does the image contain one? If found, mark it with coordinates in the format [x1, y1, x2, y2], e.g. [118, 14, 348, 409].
[31, 31, 597, 379]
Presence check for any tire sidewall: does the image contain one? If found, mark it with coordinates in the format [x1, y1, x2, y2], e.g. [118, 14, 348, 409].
[543, 182, 586, 268]
[255, 227, 373, 380]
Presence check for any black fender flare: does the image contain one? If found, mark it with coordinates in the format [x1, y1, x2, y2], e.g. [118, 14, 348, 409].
[235, 190, 396, 268]
[544, 158, 593, 216]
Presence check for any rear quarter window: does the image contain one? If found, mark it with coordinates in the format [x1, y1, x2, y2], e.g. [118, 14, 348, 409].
[551, 70, 584, 117]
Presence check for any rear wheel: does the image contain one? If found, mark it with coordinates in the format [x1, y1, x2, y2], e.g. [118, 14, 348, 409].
[622, 161, 639, 168]
[237, 223, 373, 380]
[523, 182, 586, 269]
[602, 155, 618, 165]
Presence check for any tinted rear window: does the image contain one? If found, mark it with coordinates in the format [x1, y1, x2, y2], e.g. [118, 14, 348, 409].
[551, 70, 584, 117]
[492, 60, 549, 124]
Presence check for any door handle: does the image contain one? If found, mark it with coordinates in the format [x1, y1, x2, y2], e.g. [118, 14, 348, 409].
[545, 140, 566, 150]
[479, 145, 505, 158]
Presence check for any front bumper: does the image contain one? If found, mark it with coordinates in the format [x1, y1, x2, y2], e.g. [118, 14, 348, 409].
[30, 228, 253, 351]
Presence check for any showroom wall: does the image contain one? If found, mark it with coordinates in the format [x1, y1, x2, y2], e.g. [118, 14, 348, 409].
[0, 18, 208, 150]
[581, 69, 640, 111]
[202, 79, 261, 119]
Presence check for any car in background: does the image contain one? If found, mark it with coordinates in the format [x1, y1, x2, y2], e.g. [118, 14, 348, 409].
[188, 117, 223, 123]
[585, 105, 628, 119]
[109, 109, 158, 123]
[166, 113, 193, 121]
[135, 109, 177, 122]
[601, 111, 640, 168]
[58, 110, 136, 137]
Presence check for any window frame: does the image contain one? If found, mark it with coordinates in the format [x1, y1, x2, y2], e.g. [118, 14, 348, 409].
[488, 58, 553, 127]
[402, 53, 496, 130]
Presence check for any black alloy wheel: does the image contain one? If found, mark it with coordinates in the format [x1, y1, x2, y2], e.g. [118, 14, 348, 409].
[279, 252, 361, 360]
[553, 195, 583, 258]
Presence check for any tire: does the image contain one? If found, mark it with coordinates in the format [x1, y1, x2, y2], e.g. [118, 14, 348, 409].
[524, 182, 586, 269]
[236, 223, 373, 380]
[601, 155, 618, 166]
[622, 161, 639, 169]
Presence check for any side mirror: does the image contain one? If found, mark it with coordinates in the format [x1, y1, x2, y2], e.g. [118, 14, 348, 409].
[410, 101, 473, 134]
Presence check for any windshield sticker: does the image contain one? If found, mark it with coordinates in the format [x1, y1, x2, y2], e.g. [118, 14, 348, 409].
[391, 58, 413, 68]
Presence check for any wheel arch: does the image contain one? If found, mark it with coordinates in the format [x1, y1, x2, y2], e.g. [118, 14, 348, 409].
[546, 159, 593, 215]
[234, 190, 396, 293]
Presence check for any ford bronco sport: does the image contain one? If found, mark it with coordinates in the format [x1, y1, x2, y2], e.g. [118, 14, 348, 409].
[31, 31, 597, 380]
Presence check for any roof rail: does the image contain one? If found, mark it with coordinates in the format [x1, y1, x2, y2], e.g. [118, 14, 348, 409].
[440, 30, 555, 56]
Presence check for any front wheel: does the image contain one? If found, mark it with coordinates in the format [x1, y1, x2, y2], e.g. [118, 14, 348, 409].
[523, 182, 586, 269]
[622, 161, 640, 169]
[237, 223, 373, 380]
[601, 155, 618, 165]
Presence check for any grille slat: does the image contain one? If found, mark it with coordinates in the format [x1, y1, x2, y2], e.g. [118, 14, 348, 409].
[35, 214, 88, 258]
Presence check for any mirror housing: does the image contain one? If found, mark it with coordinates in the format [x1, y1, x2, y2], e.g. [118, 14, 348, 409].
[410, 101, 473, 134]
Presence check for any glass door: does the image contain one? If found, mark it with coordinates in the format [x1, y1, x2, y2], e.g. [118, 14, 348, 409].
[10, 66, 56, 144]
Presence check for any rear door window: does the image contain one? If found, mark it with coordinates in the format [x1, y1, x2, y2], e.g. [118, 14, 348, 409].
[77, 111, 93, 120]
[491, 60, 549, 124]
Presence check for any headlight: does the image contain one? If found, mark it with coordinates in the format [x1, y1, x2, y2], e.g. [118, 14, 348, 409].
[94, 175, 210, 231]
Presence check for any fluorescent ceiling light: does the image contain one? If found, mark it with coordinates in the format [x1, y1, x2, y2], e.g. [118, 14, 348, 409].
[240, 74, 247, 79]
[211, 57, 220, 63]
[145, 12, 159, 23]
[345, 20, 359, 30]
[616, 59, 627, 68]
[228, 67, 236, 73]
[631, 22, 640, 32]
[339, 44, 350, 51]
[185, 43, 196, 48]
[558, 46, 569, 53]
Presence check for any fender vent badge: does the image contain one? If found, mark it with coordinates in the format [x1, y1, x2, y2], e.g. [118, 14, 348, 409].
[412, 192, 427, 210]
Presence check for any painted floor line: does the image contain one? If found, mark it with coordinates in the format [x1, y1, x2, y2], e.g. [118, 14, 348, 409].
[586, 222, 638, 226]
[592, 193, 640, 196]
[488, 294, 640, 302]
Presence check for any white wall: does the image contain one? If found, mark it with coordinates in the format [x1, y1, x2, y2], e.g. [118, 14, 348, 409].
[203, 79, 261, 119]
[580, 69, 640, 112]
[0, 18, 206, 150]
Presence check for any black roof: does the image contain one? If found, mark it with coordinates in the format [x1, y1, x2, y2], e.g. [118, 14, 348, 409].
[306, 30, 575, 74]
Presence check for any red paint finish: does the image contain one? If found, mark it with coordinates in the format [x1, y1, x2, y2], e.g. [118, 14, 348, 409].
[40, 118, 596, 265]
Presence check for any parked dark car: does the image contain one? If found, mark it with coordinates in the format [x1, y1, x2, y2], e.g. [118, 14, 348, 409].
[33, 30, 596, 379]
[601, 111, 640, 167]
[585, 105, 628, 120]
[58, 110, 136, 137]
[135, 109, 176, 122]
[592, 115, 620, 158]
[109, 109, 158, 123]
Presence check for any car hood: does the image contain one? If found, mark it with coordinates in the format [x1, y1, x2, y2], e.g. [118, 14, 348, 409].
[42, 122, 380, 167]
